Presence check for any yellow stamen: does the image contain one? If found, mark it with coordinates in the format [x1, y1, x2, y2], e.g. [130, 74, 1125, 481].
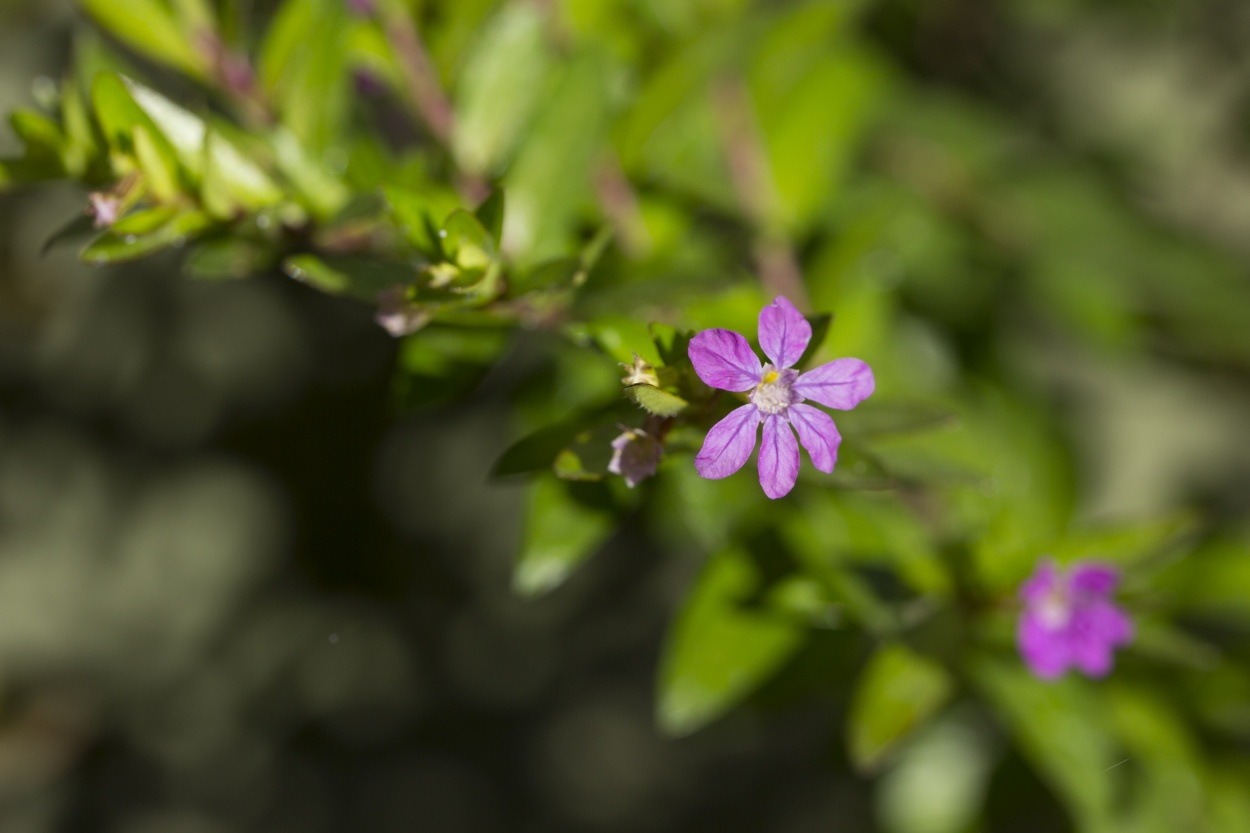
[761, 370, 779, 385]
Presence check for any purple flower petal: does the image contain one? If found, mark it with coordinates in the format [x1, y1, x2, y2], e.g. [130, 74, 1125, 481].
[1069, 563, 1120, 595]
[695, 404, 760, 479]
[1017, 612, 1070, 680]
[1019, 561, 1059, 604]
[794, 358, 875, 409]
[788, 403, 840, 473]
[688, 329, 763, 392]
[758, 414, 800, 499]
[758, 296, 811, 369]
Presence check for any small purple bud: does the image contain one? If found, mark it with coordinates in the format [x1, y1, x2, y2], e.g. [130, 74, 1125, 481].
[375, 286, 427, 337]
[87, 192, 121, 228]
[609, 425, 663, 488]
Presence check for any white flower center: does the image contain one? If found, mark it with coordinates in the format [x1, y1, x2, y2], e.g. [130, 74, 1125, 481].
[751, 365, 800, 415]
[1037, 588, 1072, 630]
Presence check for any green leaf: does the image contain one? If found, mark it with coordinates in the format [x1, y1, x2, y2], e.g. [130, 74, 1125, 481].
[1048, 511, 1199, 570]
[202, 129, 284, 217]
[848, 643, 954, 772]
[81, 0, 208, 79]
[624, 383, 688, 417]
[257, 0, 349, 154]
[972, 657, 1120, 830]
[875, 710, 996, 833]
[514, 477, 613, 597]
[452, 2, 551, 174]
[441, 209, 496, 269]
[183, 238, 275, 280]
[474, 189, 506, 245]
[80, 209, 213, 264]
[42, 214, 100, 255]
[91, 74, 189, 191]
[502, 49, 613, 260]
[131, 125, 180, 201]
[657, 547, 805, 736]
[282, 254, 414, 301]
[271, 128, 349, 221]
[382, 184, 457, 257]
[650, 323, 694, 368]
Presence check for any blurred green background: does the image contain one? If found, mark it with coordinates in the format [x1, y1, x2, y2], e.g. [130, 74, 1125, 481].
[3, 0, 1250, 831]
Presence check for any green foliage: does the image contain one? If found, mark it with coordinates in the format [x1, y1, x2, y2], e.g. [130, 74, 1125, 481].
[5, 1, 1250, 829]
[848, 643, 953, 772]
[657, 546, 804, 736]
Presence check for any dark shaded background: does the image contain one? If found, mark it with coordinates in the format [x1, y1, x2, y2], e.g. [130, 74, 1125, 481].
[4, 0, 1250, 831]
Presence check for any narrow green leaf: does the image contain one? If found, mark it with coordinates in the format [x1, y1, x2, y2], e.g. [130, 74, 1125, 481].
[848, 643, 953, 772]
[657, 547, 804, 736]
[80, 210, 212, 264]
[283, 254, 414, 301]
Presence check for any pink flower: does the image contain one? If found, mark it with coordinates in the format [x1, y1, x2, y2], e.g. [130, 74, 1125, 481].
[687, 296, 874, 499]
[1017, 560, 1134, 680]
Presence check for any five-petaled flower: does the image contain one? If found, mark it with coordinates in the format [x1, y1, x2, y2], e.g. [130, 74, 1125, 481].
[687, 296, 874, 499]
[1017, 559, 1133, 680]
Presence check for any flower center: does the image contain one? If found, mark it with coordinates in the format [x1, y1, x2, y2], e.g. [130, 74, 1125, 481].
[1037, 587, 1072, 630]
[751, 364, 800, 415]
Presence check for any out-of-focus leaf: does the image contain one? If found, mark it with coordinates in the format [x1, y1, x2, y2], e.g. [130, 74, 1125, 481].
[795, 312, 833, 369]
[453, 3, 551, 174]
[442, 209, 496, 269]
[257, 0, 349, 154]
[81, 0, 208, 79]
[42, 214, 100, 255]
[876, 710, 996, 833]
[848, 643, 953, 772]
[131, 126, 179, 201]
[183, 238, 275, 280]
[474, 189, 505, 245]
[283, 254, 414, 301]
[502, 49, 612, 260]
[1047, 511, 1199, 571]
[80, 209, 213, 264]
[650, 323, 694, 368]
[1105, 686, 1206, 833]
[514, 477, 613, 597]
[657, 546, 804, 736]
[972, 657, 1120, 830]
[10, 110, 66, 157]
[624, 383, 688, 417]
[112, 206, 179, 236]
[383, 184, 455, 256]
[125, 79, 207, 169]
[202, 129, 284, 217]
[492, 400, 626, 478]
[91, 74, 190, 194]
[271, 129, 349, 221]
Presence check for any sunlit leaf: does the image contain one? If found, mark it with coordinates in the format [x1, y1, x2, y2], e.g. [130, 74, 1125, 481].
[848, 643, 953, 772]
[657, 547, 805, 736]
